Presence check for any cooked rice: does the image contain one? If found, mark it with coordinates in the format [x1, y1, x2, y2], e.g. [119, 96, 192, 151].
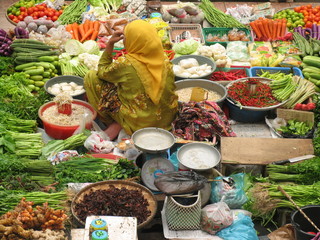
[42, 104, 92, 126]
[175, 87, 222, 102]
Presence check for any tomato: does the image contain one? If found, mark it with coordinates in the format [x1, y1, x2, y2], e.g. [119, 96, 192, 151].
[40, 3, 47, 8]
[52, 15, 58, 21]
[38, 12, 45, 17]
[315, 17, 320, 22]
[8, 14, 15, 20]
[46, 17, 51, 20]
[27, 8, 34, 14]
[44, 10, 49, 15]
[23, 12, 28, 17]
[306, 4, 312, 9]
[47, 11, 54, 17]
[305, 21, 313, 28]
[59, 9, 63, 14]
[294, 7, 301, 12]
[18, 15, 24, 21]
[13, 18, 19, 23]
[54, 11, 60, 16]
[20, 6, 26, 12]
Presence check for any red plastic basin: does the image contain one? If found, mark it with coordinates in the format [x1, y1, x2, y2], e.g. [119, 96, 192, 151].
[38, 100, 97, 140]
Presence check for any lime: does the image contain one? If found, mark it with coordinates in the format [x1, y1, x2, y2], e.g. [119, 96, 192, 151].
[14, 2, 20, 7]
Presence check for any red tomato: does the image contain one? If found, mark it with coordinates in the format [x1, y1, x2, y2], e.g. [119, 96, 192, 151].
[33, 16, 38, 20]
[307, 4, 313, 9]
[40, 3, 47, 8]
[301, 6, 307, 11]
[13, 18, 19, 23]
[33, 12, 39, 17]
[54, 11, 60, 16]
[315, 17, 320, 22]
[52, 15, 58, 21]
[38, 12, 45, 17]
[294, 6, 301, 12]
[46, 17, 51, 20]
[305, 22, 313, 28]
[47, 11, 54, 17]
[27, 8, 34, 14]
[23, 12, 28, 17]
[8, 14, 14, 20]
[34, 7, 39, 11]
[59, 10, 63, 14]
[44, 10, 49, 15]
[20, 7, 26, 12]
[18, 15, 24, 21]
[38, 6, 44, 11]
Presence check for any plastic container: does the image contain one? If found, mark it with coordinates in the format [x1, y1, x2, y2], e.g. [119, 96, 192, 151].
[44, 75, 85, 100]
[169, 24, 204, 44]
[172, 55, 216, 80]
[291, 205, 320, 240]
[250, 67, 303, 78]
[226, 100, 271, 123]
[38, 100, 97, 140]
[211, 67, 252, 86]
[202, 27, 253, 47]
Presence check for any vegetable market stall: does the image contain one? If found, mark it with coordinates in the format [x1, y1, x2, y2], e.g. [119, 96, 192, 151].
[2, 0, 320, 240]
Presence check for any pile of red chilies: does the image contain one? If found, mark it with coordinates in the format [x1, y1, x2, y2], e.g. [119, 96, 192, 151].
[210, 69, 247, 81]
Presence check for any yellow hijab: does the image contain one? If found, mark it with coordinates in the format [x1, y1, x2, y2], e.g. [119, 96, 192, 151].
[124, 20, 165, 105]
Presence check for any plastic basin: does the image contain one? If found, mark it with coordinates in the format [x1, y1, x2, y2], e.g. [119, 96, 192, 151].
[38, 100, 97, 140]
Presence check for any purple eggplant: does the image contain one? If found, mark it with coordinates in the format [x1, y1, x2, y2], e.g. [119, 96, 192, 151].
[0, 28, 7, 37]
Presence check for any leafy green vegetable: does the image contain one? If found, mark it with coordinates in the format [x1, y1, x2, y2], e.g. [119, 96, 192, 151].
[82, 40, 100, 55]
[65, 39, 84, 56]
[0, 56, 15, 76]
[266, 157, 320, 184]
[172, 39, 200, 55]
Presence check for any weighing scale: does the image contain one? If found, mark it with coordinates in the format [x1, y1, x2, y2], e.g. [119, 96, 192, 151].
[131, 128, 176, 191]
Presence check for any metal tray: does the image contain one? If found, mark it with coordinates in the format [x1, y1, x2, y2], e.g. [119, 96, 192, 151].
[132, 127, 175, 154]
[177, 142, 221, 171]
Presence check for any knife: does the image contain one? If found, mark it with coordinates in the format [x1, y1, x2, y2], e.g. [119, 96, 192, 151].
[272, 154, 315, 165]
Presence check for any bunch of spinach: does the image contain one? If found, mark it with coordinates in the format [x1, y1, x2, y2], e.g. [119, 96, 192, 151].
[0, 56, 14, 76]
[0, 73, 51, 120]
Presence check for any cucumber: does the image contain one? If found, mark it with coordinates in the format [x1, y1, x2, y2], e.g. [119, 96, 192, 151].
[35, 62, 53, 70]
[11, 43, 53, 50]
[15, 56, 40, 63]
[13, 47, 51, 54]
[13, 39, 50, 45]
[17, 51, 59, 57]
[34, 81, 45, 87]
[30, 75, 44, 81]
[15, 62, 36, 71]
[24, 68, 44, 76]
[38, 56, 59, 62]
[43, 71, 51, 78]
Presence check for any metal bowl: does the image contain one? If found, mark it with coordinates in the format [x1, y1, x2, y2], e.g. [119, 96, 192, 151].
[175, 78, 227, 107]
[225, 77, 287, 111]
[171, 55, 216, 80]
[44, 75, 85, 100]
[132, 127, 175, 154]
[177, 142, 221, 171]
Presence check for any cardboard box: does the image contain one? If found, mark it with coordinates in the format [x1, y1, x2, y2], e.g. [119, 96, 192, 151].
[276, 108, 314, 126]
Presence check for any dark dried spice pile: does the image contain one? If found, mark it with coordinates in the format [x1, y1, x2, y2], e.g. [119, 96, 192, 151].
[74, 185, 151, 224]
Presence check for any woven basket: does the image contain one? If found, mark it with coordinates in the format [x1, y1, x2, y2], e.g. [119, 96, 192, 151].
[164, 191, 201, 230]
[71, 180, 157, 229]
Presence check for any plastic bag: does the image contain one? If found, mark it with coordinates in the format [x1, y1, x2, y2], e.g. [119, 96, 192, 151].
[216, 213, 259, 240]
[154, 171, 208, 195]
[84, 121, 115, 153]
[200, 201, 233, 235]
[226, 41, 249, 62]
[210, 173, 248, 209]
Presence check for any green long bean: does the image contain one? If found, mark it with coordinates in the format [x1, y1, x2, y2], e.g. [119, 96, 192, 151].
[58, 0, 88, 25]
[199, 0, 248, 28]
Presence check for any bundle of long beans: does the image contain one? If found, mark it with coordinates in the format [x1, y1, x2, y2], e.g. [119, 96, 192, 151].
[199, 0, 247, 28]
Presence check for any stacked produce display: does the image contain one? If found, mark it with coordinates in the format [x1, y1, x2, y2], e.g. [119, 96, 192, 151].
[1, 0, 320, 239]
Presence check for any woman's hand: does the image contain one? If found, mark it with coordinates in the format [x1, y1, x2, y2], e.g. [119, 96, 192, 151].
[109, 30, 124, 44]
[105, 30, 124, 55]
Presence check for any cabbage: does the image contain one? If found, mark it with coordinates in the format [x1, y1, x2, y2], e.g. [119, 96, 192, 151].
[65, 39, 84, 56]
[83, 40, 100, 55]
[172, 39, 200, 55]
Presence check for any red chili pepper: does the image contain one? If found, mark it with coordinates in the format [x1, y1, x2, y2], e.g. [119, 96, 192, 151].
[228, 79, 279, 107]
[57, 103, 72, 115]
[210, 69, 247, 81]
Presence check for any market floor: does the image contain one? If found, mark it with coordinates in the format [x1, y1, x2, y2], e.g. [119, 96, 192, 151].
[0, 1, 318, 240]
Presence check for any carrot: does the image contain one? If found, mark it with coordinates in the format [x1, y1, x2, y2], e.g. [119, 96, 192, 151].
[276, 21, 281, 38]
[80, 29, 94, 42]
[267, 20, 274, 40]
[263, 19, 271, 39]
[90, 30, 99, 40]
[72, 23, 80, 41]
[66, 24, 73, 33]
[78, 24, 85, 41]
[281, 22, 287, 37]
[93, 21, 100, 32]
[256, 21, 265, 38]
[250, 21, 262, 39]
[83, 19, 90, 33]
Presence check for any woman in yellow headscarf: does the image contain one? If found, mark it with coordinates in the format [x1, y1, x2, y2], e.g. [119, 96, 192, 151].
[84, 20, 178, 140]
